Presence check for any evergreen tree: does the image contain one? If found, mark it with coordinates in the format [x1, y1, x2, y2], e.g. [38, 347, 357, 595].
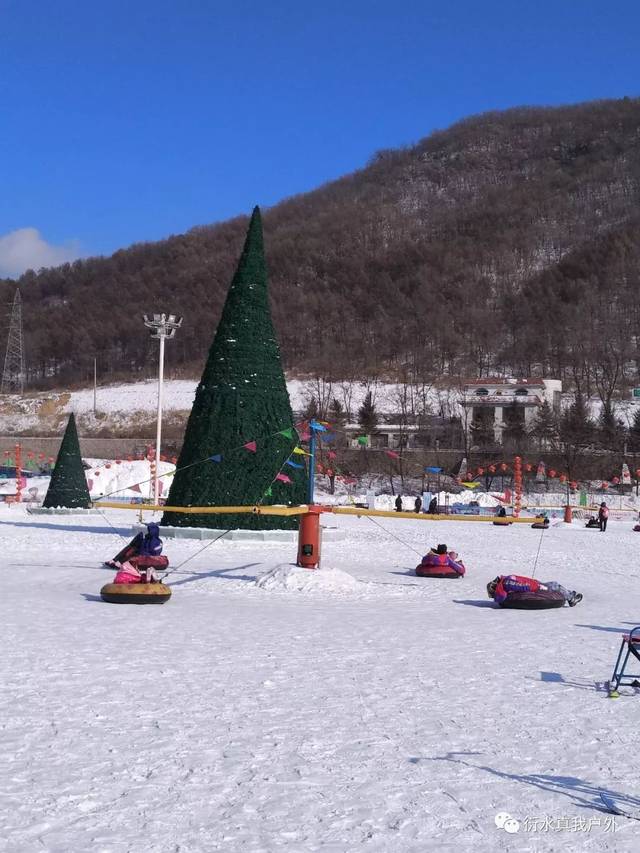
[328, 398, 348, 447]
[529, 400, 558, 450]
[162, 207, 305, 530]
[43, 413, 91, 508]
[629, 407, 640, 452]
[358, 391, 378, 435]
[557, 394, 594, 478]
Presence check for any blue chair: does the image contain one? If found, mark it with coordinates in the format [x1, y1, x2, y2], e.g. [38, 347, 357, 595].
[609, 626, 640, 697]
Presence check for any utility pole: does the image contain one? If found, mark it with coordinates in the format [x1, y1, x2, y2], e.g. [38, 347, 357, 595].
[143, 313, 183, 505]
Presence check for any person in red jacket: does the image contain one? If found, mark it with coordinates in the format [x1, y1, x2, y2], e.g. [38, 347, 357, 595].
[419, 544, 466, 576]
[487, 574, 582, 607]
[598, 502, 609, 532]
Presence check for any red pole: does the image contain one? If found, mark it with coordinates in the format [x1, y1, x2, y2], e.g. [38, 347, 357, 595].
[513, 455, 522, 518]
[297, 506, 322, 569]
[15, 443, 22, 502]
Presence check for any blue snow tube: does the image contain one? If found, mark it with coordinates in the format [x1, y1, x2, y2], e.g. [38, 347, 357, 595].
[499, 590, 565, 610]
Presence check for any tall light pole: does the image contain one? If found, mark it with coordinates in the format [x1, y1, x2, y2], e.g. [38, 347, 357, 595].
[143, 313, 183, 505]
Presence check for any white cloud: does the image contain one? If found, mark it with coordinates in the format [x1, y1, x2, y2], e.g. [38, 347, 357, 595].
[0, 227, 82, 278]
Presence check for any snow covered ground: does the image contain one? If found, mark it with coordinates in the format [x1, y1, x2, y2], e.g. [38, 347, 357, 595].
[2, 507, 640, 851]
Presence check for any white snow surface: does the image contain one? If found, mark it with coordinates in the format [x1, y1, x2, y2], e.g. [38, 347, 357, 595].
[1, 507, 639, 851]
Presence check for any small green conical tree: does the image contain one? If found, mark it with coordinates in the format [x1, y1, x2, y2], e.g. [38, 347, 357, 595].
[162, 207, 306, 529]
[43, 413, 91, 508]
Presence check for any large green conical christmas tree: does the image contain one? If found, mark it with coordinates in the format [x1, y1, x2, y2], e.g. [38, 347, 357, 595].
[43, 413, 91, 508]
[162, 207, 306, 529]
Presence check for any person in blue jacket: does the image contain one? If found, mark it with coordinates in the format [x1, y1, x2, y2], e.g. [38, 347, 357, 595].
[140, 522, 163, 556]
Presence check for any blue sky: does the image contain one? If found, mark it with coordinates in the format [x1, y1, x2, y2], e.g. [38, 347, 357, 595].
[1, 0, 638, 275]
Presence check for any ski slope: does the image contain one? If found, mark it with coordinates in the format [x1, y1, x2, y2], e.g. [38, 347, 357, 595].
[1, 508, 639, 851]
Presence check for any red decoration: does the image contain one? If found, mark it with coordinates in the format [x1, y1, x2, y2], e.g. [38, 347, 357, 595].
[171, 456, 178, 464]
[559, 474, 566, 483]
[243, 441, 257, 453]
[602, 482, 609, 489]
[612, 476, 620, 485]
[326, 468, 334, 477]
[549, 469, 556, 478]
[500, 462, 508, 472]
[489, 465, 496, 473]
[477, 467, 484, 476]
[525, 463, 533, 472]
[385, 450, 400, 459]
[327, 451, 337, 460]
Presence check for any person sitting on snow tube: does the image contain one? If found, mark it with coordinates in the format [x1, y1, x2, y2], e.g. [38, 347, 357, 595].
[585, 516, 600, 529]
[113, 561, 143, 585]
[487, 575, 582, 608]
[416, 544, 466, 578]
[531, 513, 549, 529]
[107, 523, 168, 579]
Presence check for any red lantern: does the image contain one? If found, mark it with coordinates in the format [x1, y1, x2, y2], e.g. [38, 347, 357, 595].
[477, 467, 484, 476]
[48, 457, 54, 463]
[500, 462, 508, 472]
[326, 468, 334, 477]
[489, 465, 496, 473]
[27, 451, 34, 458]
[549, 469, 556, 478]
[559, 474, 566, 483]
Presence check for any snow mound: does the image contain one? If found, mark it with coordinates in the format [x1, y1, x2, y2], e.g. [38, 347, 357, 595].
[255, 563, 361, 594]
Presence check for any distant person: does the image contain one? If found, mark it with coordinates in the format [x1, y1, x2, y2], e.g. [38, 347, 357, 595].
[428, 496, 438, 514]
[496, 506, 507, 518]
[414, 496, 422, 514]
[598, 502, 609, 532]
[395, 495, 403, 512]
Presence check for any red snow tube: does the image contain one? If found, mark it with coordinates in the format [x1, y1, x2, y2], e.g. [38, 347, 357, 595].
[499, 590, 565, 610]
[415, 563, 462, 579]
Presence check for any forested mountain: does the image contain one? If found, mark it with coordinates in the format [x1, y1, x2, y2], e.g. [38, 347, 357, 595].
[3, 96, 640, 392]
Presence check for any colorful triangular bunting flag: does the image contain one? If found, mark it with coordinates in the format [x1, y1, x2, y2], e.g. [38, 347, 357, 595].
[277, 427, 295, 440]
[275, 473, 292, 484]
[243, 441, 257, 452]
[209, 454, 223, 463]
